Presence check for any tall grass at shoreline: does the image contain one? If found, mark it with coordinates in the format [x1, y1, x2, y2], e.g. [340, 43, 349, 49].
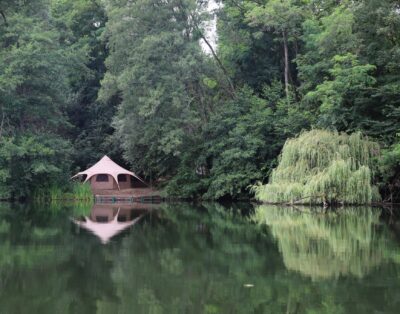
[33, 183, 92, 202]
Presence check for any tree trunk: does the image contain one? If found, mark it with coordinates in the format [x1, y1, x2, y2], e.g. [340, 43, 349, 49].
[200, 33, 236, 96]
[187, 11, 235, 96]
[0, 112, 4, 140]
[282, 30, 290, 104]
[0, 10, 7, 26]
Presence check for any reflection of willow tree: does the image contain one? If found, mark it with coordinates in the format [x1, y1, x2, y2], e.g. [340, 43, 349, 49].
[254, 205, 395, 280]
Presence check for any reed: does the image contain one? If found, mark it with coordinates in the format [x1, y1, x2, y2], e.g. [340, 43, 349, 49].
[71, 182, 92, 201]
[253, 130, 380, 205]
[33, 182, 92, 202]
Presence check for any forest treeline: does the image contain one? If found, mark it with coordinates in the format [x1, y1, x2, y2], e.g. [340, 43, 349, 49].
[0, 0, 399, 201]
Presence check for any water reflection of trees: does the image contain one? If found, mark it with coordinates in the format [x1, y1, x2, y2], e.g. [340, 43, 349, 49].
[101, 203, 400, 313]
[0, 203, 399, 313]
[254, 205, 397, 280]
[0, 202, 118, 314]
[107, 202, 283, 313]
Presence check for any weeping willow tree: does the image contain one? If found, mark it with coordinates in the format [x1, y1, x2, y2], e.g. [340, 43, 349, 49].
[253, 205, 396, 280]
[253, 130, 381, 205]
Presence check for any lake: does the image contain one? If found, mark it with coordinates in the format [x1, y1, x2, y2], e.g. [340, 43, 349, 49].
[0, 202, 399, 313]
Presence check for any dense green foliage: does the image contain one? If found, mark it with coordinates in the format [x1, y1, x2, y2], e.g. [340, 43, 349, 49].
[0, 0, 115, 199]
[1, 0, 400, 200]
[253, 130, 381, 205]
[0, 0, 75, 199]
[0, 136, 72, 199]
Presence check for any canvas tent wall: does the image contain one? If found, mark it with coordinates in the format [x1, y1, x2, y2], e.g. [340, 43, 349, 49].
[90, 174, 119, 190]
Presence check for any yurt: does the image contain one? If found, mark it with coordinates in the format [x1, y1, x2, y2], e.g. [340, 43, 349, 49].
[72, 155, 146, 191]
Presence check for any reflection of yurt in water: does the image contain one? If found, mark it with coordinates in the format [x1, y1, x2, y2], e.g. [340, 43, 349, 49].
[254, 206, 390, 280]
[73, 204, 147, 244]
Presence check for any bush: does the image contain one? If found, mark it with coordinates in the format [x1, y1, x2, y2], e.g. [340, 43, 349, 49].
[0, 134, 73, 200]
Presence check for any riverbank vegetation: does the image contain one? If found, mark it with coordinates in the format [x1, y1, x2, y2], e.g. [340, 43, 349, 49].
[33, 183, 92, 203]
[253, 130, 381, 205]
[0, 0, 399, 202]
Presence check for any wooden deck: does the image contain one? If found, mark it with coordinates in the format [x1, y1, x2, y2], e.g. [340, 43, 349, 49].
[93, 188, 163, 204]
[93, 188, 159, 196]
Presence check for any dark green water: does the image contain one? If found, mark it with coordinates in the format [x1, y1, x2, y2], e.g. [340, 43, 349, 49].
[0, 202, 399, 314]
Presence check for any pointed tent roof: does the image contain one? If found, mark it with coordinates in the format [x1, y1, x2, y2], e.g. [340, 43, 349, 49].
[72, 155, 145, 189]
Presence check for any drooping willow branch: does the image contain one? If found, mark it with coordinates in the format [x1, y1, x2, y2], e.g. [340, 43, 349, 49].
[253, 130, 381, 205]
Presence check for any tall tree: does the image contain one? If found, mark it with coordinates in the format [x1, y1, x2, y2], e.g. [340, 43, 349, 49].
[50, 0, 114, 169]
[0, 0, 94, 199]
[100, 0, 218, 179]
[245, 0, 305, 101]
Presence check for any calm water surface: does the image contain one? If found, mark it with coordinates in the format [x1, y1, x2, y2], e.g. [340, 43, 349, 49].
[0, 202, 399, 313]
